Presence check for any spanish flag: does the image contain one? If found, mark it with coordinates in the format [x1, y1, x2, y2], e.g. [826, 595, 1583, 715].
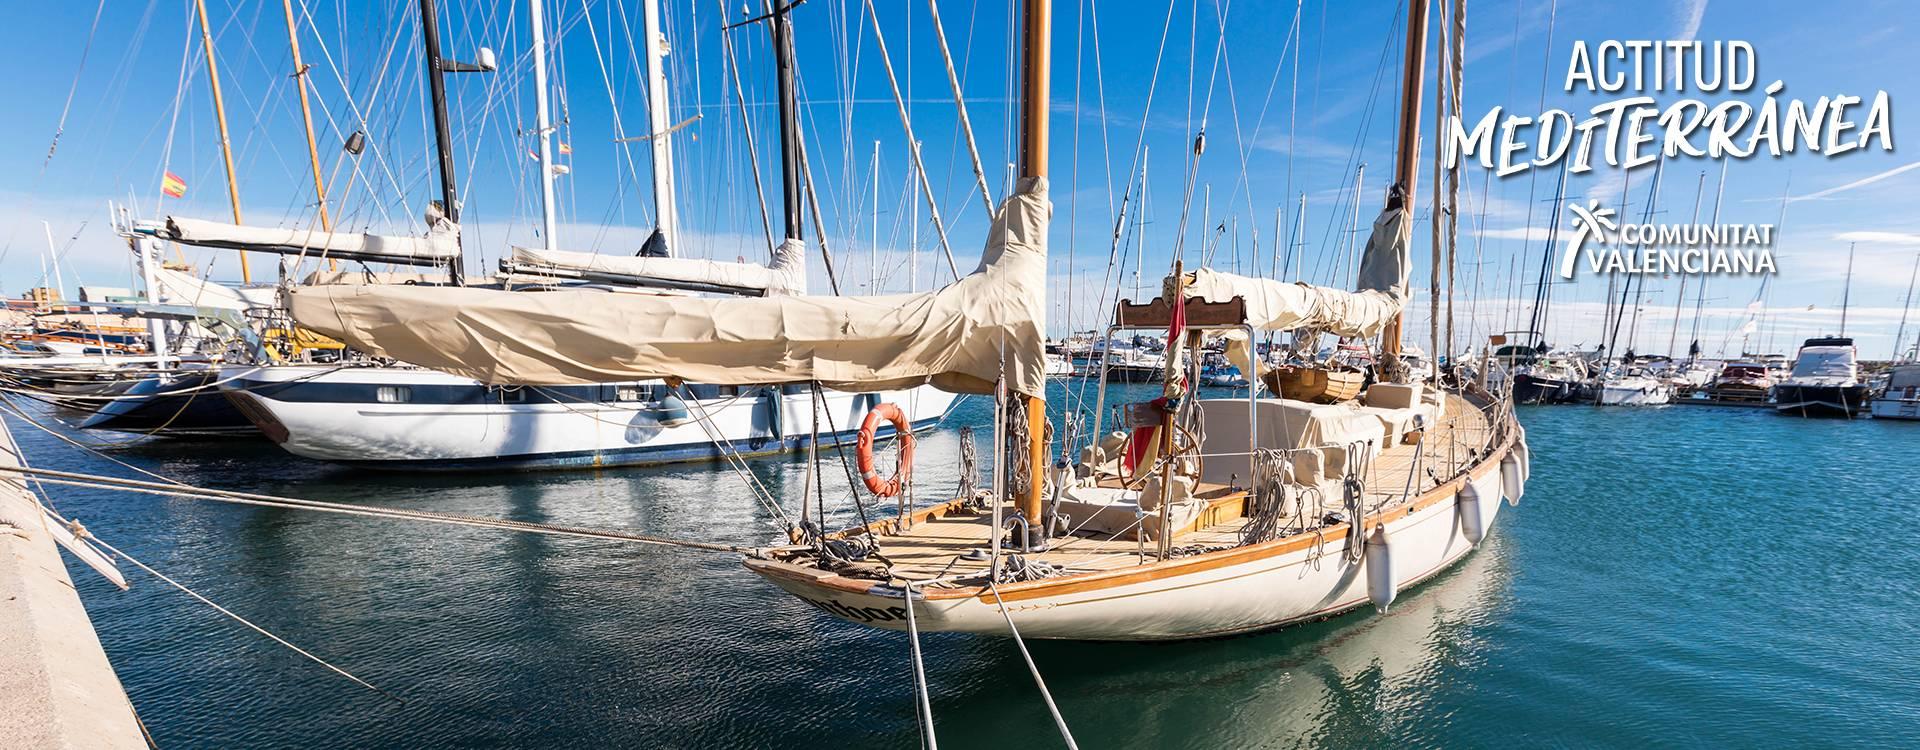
[161, 171, 187, 198]
[558, 142, 572, 155]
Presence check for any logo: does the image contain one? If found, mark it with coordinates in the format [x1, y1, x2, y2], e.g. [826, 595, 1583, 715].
[1558, 199, 1778, 278]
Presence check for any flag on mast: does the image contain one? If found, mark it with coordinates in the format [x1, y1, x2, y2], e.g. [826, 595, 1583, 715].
[161, 171, 187, 198]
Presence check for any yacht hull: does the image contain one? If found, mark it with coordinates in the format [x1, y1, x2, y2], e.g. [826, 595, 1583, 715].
[1773, 384, 1868, 417]
[79, 369, 257, 438]
[1869, 397, 1920, 420]
[221, 366, 956, 470]
[747, 437, 1521, 641]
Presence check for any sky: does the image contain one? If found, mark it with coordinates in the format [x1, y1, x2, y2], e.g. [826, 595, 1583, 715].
[3, 0, 1919, 360]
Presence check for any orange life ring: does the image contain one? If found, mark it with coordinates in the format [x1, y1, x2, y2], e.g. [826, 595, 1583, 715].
[857, 402, 915, 497]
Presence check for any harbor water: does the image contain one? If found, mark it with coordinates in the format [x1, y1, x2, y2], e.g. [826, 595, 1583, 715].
[18, 386, 1920, 748]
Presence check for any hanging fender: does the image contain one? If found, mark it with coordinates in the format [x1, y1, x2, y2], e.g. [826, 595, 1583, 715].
[857, 403, 915, 497]
[1365, 525, 1396, 613]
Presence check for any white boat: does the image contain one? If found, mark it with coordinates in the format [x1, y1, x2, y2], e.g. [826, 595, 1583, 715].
[1774, 337, 1869, 417]
[1869, 363, 1920, 420]
[221, 364, 955, 469]
[1044, 354, 1074, 377]
[1596, 373, 1672, 406]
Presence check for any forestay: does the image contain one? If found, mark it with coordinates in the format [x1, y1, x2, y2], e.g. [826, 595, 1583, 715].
[288, 179, 1052, 397]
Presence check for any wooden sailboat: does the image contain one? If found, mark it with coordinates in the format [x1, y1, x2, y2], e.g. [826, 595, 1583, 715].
[281, 0, 1528, 641]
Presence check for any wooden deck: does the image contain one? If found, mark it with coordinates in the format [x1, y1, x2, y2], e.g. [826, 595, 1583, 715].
[868, 392, 1494, 584]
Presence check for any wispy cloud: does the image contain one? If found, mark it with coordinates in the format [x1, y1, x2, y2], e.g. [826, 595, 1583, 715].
[1833, 231, 1920, 246]
[1787, 161, 1920, 203]
[1673, 0, 1710, 43]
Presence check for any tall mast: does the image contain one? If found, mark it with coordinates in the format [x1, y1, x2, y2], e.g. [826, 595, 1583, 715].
[529, 0, 559, 249]
[1016, 0, 1051, 540]
[870, 140, 880, 290]
[420, 0, 463, 284]
[281, 0, 332, 237]
[770, 2, 804, 243]
[1379, 0, 1432, 357]
[1668, 170, 1706, 360]
[1840, 242, 1855, 336]
[194, 0, 250, 283]
[1895, 254, 1919, 361]
[642, 0, 680, 255]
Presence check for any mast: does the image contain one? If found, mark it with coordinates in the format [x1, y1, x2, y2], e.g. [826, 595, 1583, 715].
[642, 0, 680, 255]
[530, 0, 559, 249]
[193, 0, 250, 283]
[281, 0, 332, 238]
[1016, 0, 1051, 542]
[870, 140, 880, 291]
[1379, 0, 1432, 358]
[1668, 170, 1706, 360]
[770, 2, 804, 244]
[417, 0, 493, 285]
[1895, 254, 1919, 361]
[1840, 242, 1855, 336]
[1345, 164, 1365, 286]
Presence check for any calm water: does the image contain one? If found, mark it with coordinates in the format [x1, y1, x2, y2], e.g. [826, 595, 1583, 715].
[15, 389, 1920, 748]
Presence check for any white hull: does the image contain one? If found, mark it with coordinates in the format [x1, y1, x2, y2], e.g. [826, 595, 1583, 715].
[750, 448, 1518, 641]
[222, 365, 957, 470]
[1870, 397, 1920, 420]
[1597, 379, 1672, 406]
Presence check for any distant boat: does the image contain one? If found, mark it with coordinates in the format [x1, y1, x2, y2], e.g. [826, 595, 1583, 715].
[1511, 354, 1588, 404]
[1703, 361, 1774, 403]
[1773, 337, 1869, 417]
[1595, 371, 1672, 406]
[1869, 363, 1920, 421]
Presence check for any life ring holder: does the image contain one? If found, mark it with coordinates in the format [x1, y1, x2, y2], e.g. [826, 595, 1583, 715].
[857, 403, 915, 497]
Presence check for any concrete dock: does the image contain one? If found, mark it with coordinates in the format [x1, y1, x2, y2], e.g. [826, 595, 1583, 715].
[0, 419, 146, 749]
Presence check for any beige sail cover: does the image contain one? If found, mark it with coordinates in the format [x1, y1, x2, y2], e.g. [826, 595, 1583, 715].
[509, 237, 806, 295]
[289, 179, 1051, 397]
[1186, 206, 1410, 337]
[158, 216, 459, 263]
[1187, 206, 1410, 381]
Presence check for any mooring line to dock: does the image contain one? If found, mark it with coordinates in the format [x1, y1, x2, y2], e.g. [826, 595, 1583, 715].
[1, 465, 756, 554]
[986, 580, 1079, 750]
[79, 520, 402, 702]
[901, 581, 938, 750]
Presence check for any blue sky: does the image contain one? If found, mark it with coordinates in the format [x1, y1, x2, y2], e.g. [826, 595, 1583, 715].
[3, 0, 1918, 358]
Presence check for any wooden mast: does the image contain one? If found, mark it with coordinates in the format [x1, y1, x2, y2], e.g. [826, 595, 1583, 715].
[281, 0, 330, 234]
[1017, 0, 1050, 536]
[193, 0, 250, 283]
[1379, 0, 1433, 357]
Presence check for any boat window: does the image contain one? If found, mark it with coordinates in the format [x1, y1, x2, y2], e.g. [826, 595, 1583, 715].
[376, 386, 412, 403]
[496, 388, 527, 403]
[615, 385, 645, 402]
[782, 383, 812, 395]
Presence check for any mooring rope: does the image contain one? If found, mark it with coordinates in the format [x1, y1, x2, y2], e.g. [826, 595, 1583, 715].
[0, 464, 754, 554]
[985, 580, 1078, 750]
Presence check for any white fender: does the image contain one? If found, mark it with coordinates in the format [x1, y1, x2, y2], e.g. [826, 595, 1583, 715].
[1515, 429, 1532, 483]
[1365, 525, 1395, 612]
[1501, 450, 1525, 507]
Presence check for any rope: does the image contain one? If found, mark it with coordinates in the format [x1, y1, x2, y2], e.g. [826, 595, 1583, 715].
[901, 581, 938, 750]
[0, 463, 751, 554]
[985, 580, 1078, 750]
[860, 0, 962, 282]
[924, 0, 993, 218]
[83, 526, 401, 701]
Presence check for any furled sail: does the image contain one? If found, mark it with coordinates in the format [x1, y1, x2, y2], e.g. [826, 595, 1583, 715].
[288, 179, 1051, 397]
[151, 216, 459, 267]
[506, 237, 806, 296]
[1186, 206, 1410, 338]
[1183, 206, 1410, 379]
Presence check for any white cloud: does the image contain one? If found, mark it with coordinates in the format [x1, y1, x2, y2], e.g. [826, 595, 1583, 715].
[1833, 231, 1920, 246]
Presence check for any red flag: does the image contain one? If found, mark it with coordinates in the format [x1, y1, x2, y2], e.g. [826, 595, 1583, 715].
[160, 171, 187, 198]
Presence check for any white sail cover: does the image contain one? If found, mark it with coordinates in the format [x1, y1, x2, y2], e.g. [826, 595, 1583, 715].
[149, 266, 258, 312]
[157, 216, 459, 265]
[510, 237, 806, 296]
[288, 179, 1051, 397]
[1184, 206, 1410, 338]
